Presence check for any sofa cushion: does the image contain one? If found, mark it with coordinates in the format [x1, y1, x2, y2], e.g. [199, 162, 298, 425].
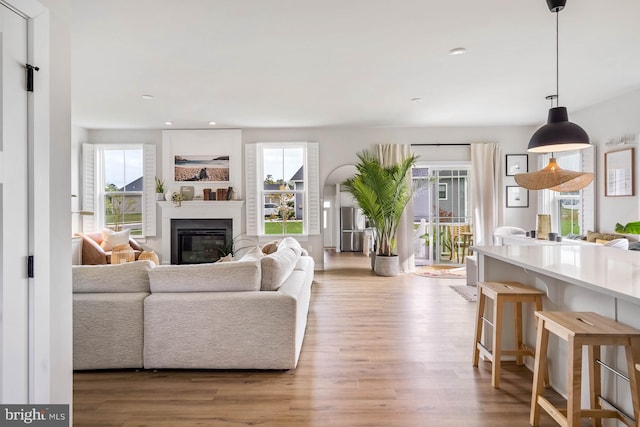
[261, 245, 301, 291]
[150, 249, 262, 293]
[72, 260, 153, 293]
[100, 228, 131, 251]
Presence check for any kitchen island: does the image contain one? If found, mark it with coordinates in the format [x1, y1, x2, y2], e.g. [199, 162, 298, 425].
[473, 244, 640, 425]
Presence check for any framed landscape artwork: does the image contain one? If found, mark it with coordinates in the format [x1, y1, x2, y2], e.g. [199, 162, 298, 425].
[506, 185, 529, 208]
[174, 155, 230, 183]
[506, 154, 528, 176]
[605, 148, 634, 197]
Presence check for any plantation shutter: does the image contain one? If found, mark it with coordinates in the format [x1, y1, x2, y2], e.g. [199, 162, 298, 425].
[307, 142, 320, 235]
[245, 143, 259, 236]
[82, 143, 97, 232]
[143, 144, 157, 236]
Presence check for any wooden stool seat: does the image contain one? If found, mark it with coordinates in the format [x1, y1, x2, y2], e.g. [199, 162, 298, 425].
[472, 281, 545, 388]
[530, 311, 640, 427]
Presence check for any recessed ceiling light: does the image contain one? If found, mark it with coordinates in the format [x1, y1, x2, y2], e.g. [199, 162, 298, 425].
[208, 121, 217, 126]
[164, 121, 173, 126]
[449, 47, 467, 56]
[141, 94, 154, 99]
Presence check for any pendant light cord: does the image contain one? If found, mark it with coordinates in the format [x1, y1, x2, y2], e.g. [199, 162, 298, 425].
[556, 10, 560, 107]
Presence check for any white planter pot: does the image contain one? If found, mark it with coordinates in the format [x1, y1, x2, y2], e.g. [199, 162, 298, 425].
[155, 193, 165, 201]
[374, 255, 399, 277]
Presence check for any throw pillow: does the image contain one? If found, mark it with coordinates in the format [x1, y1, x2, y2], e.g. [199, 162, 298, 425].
[586, 230, 625, 243]
[595, 239, 609, 245]
[261, 240, 280, 255]
[100, 228, 130, 251]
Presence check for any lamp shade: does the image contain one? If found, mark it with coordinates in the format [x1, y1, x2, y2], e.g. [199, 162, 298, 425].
[527, 107, 590, 153]
[515, 157, 594, 192]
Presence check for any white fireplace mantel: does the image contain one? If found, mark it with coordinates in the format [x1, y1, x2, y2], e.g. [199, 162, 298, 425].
[159, 200, 245, 264]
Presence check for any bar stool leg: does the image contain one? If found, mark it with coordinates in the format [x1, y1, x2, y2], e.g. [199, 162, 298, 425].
[624, 338, 640, 426]
[515, 301, 524, 366]
[530, 316, 549, 427]
[588, 345, 602, 427]
[567, 337, 582, 427]
[492, 295, 504, 388]
[472, 290, 486, 367]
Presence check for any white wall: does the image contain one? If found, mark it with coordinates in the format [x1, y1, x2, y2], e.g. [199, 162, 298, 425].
[243, 125, 536, 267]
[571, 87, 640, 233]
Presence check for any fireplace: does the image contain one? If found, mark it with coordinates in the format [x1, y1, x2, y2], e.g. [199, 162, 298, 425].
[171, 219, 232, 264]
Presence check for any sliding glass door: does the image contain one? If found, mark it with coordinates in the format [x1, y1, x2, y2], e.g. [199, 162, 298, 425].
[413, 165, 471, 265]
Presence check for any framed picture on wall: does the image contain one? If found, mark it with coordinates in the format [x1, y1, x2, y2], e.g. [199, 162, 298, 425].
[605, 147, 634, 196]
[506, 154, 528, 176]
[173, 154, 230, 183]
[506, 185, 529, 208]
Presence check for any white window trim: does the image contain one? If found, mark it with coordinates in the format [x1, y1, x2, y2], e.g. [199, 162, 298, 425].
[245, 142, 319, 237]
[82, 143, 157, 236]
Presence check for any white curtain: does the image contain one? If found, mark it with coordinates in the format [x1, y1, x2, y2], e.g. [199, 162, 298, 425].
[470, 143, 504, 246]
[377, 144, 415, 273]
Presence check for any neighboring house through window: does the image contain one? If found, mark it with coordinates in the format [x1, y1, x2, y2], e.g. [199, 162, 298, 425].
[82, 143, 157, 236]
[245, 142, 319, 237]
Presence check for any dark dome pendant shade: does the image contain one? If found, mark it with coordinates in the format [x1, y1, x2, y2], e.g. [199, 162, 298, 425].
[527, 107, 590, 153]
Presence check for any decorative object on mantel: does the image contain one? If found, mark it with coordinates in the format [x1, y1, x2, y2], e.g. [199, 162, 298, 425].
[536, 214, 551, 240]
[515, 158, 594, 192]
[216, 188, 228, 201]
[171, 191, 184, 207]
[180, 185, 194, 201]
[154, 177, 165, 201]
[203, 188, 212, 200]
[517, 0, 593, 192]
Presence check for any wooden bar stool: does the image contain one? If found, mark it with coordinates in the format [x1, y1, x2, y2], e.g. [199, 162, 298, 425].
[472, 281, 544, 388]
[530, 311, 640, 427]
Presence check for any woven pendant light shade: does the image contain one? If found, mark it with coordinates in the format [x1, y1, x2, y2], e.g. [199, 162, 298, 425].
[515, 158, 594, 192]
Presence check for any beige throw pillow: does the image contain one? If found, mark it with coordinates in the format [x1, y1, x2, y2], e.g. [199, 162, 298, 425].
[261, 240, 280, 255]
[100, 228, 130, 251]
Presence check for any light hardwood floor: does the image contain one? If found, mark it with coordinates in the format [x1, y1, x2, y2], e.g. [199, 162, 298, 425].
[74, 251, 575, 426]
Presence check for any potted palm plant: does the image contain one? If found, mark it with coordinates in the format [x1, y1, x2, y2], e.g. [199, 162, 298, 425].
[343, 150, 418, 276]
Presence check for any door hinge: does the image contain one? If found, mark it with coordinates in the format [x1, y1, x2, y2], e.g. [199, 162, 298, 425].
[25, 64, 40, 92]
[27, 255, 34, 278]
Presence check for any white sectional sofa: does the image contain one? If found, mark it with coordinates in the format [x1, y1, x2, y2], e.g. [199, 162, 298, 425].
[72, 237, 314, 370]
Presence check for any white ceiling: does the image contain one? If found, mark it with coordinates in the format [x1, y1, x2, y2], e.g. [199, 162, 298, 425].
[70, 0, 640, 130]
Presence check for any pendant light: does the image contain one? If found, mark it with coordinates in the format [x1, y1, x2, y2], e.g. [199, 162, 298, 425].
[528, 0, 590, 153]
[515, 0, 593, 192]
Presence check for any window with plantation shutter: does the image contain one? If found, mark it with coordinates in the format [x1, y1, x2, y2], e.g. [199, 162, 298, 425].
[245, 142, 319, 236]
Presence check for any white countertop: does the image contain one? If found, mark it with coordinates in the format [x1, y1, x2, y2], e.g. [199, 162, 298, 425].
[472, 244, 640, 304]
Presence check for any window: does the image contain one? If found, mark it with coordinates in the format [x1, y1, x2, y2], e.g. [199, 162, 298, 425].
[82, 144, 157, 236]
[246, 142, 320, 237]
[538, 149, 594, 236]
[101, 148, 144, 235]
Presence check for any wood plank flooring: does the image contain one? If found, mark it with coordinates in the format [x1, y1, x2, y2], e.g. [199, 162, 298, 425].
[73, 252, 578, 426]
